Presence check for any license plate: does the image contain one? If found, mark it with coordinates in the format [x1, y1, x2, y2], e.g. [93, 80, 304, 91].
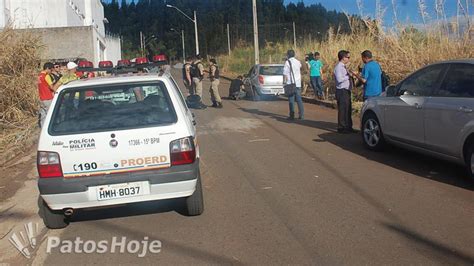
[96, 181, 149, 201]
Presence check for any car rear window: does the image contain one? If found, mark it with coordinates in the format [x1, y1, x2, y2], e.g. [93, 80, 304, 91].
[49, 81, 177, 135]
[259, 66, 283, 75]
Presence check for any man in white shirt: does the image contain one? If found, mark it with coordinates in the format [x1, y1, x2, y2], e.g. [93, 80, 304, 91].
[283, 49, 304, 120]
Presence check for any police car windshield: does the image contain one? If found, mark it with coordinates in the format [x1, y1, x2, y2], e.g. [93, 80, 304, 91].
[259, 66, 284, 75]
[49, 81, 177, 135]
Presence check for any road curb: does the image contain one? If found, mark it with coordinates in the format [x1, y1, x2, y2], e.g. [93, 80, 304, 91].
[301, 96, 336, 109]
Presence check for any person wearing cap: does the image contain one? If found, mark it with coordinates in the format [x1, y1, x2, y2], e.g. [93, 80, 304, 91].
[52, 62, 79, 91]
[209, 58, 223, 108]
[37, 62, 55, 127]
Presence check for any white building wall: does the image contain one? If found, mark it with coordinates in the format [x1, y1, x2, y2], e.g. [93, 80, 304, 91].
[105, 35, 122, 64]
[84, 0, 105, 37]
[0, 0, 105, 37]
[0, 0, 120, 64]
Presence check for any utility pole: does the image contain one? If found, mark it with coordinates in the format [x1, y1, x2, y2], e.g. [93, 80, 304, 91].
[292, 21, 296, 49]
[227, 23, 231, 56]
[166, 5, 199, 55]
[181, 30, 185, 64]
[140, 31, 144, 57]
[252, 0, 259, 64]
[194, 11, 199, 55]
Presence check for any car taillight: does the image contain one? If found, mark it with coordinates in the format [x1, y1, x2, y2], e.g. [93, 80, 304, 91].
[258, 75, 264, 84]
[170, 137, 196, 166]
[37, 151, 63, 178]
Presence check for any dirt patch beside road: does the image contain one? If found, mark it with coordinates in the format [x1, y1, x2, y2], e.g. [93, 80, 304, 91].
[0, 148, 37, 202]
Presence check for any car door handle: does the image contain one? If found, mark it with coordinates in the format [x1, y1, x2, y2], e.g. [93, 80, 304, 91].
[414, 103, 423, 109]
[459, 106, 473, 113]
[193, 120, 197, 126]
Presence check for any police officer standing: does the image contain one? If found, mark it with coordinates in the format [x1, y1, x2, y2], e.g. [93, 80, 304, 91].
[183, 57, 193, 96]
[191, 55, 204, 99]
[209, 58, 223, 108]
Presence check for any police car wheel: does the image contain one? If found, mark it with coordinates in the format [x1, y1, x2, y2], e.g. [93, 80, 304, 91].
[185, 173, 204, 216]
[38, 197, 69, 229]
[362, 112, 385, 151]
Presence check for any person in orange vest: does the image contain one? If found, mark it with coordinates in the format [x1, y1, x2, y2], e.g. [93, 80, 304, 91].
[38, 62, 55, 127]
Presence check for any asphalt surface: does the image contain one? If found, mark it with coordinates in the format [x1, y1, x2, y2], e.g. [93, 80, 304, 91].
[29, 70, 474, 264]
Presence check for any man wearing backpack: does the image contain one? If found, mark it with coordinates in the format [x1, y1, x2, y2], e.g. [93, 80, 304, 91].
[191, 55, 205, 99]
[183, 57, 193, 96]
[351, 50, 382, 101]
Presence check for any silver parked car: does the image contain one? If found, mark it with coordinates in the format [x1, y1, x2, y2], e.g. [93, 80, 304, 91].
[243, 64, 284, 101]
[360, 59, 474, 179]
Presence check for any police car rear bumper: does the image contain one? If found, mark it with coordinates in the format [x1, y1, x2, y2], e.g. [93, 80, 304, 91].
[39, 161, 199, 210]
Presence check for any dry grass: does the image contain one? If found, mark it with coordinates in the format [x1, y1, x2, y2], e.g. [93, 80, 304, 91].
[0, 27, 42, 162]
[219, 17, 474, 102]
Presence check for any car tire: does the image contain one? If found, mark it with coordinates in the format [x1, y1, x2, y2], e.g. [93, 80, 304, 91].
[185, 173, 204, 216]
[38, 197, 69, 229]
[362, 112, 385, 151]
[465, 144, 474, 181]
[251, 87, 261, 101]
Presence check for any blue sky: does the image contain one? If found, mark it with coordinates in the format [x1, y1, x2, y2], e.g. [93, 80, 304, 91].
[286, 0, 472, 26]
[109, 0, 472, 26]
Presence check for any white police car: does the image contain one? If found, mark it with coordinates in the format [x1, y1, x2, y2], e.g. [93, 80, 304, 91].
[37, 73, 203, 229]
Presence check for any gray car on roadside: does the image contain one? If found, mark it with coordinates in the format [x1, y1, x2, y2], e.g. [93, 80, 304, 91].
[360, 59, 474, 180]
[243, 64, 284, 101]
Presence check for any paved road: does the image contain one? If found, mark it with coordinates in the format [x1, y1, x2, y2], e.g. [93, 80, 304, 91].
[8, 70, 474, 265]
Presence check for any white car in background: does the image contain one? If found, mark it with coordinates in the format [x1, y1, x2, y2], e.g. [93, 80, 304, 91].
[37, 73, 203, 229]
[244, 64, 284, 101]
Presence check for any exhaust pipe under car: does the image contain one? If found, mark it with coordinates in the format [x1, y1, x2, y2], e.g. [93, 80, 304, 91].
[64, 208, 74, 216]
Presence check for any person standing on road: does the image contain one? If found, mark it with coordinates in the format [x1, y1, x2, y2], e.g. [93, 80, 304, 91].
[37, 62, 55, 127]
[191, 55, 205, 99]
[52, 62, 80, 91]
[209, 59, 223, 108]
[309, 52, 324, 99]
[334, 50, 356, 133]
[283, 49, 304, 120]
[351, 50, 382, 101]
[183, 57, 193, 96]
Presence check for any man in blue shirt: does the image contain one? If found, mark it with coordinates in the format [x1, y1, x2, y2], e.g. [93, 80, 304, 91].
[353, 50, 382, 101]
[309, 52, 324, 99]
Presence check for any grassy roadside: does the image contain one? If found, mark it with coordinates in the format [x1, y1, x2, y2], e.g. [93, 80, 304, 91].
[217, 18, 473, 103]
[0, 28, 42, 165]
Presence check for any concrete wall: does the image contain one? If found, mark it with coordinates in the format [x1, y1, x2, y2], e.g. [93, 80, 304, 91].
[24, 26, 121, 66]
[26, 26, 95, 63]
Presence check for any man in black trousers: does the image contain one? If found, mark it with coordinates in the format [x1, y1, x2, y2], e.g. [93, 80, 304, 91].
[333, 50, 355, 133]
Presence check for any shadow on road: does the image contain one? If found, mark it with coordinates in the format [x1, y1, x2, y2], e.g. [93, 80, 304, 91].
[88, 220, 242, 264]
[317, 130, 474, 191]
[70, 198, 188, 223]
[380, 222, 474, 264]
[238, 107, 474, 191]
